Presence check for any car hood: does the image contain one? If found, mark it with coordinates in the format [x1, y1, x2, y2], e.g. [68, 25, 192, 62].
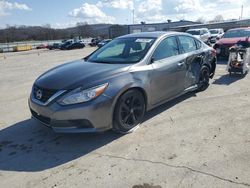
[217, 37, 250, 45]
[35, 60, 131, 90]
[211, 34, 218, 37]
[193, 35, 201, 39]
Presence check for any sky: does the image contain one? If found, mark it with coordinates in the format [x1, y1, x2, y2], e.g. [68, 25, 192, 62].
[0, 0, 250, 28]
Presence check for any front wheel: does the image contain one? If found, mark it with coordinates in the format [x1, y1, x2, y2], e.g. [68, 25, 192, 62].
[197, 66, 210, 92]
[113, 90, 146, 133]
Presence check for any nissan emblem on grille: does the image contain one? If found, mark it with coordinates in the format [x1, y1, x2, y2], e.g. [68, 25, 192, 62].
[36, 89, 43, 100]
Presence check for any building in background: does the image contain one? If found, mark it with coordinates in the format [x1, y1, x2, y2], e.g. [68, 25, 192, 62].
[170, 19, 250, 32]
[128, 20, 198, 33]
[108, 19, 250, 39]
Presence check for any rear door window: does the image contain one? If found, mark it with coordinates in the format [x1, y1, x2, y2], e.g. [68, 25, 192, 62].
[178, 36, 197, 53]
[153, 36, 179, 61]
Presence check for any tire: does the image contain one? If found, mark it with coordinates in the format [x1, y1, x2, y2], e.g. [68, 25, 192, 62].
[197, 66, 210, 92]
[113, 89, 146, 133]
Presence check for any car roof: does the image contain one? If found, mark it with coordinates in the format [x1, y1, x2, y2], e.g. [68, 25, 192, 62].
[209, 28, 223, 30]
[118, 31, 180, 39]
[187, 28, 208, 31]
[228, 27, 250, 31]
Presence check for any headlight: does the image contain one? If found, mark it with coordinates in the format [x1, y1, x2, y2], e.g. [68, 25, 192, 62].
[58, 83, 108, 105]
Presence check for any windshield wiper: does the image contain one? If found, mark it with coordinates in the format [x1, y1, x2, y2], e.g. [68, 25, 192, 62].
[90, 60, 111, 64]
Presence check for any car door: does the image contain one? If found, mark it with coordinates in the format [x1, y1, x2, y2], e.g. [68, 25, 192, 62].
[177, 35, 204, 89]
[150, 36, 187, 105]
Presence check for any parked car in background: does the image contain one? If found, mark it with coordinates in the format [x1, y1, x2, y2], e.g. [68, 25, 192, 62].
[209, 28, 224, 43]
[64, 41, 85, 50]
[48, 43, 61, 50]
[36, 44, 48, 49]
[29, 31, 216, 134]
[89, 38, 102, 47]
[186, 28, 211, 43]
[214, 27, 250, 58]
[97, 39, 112, 48]
[60, 40, 73, 50]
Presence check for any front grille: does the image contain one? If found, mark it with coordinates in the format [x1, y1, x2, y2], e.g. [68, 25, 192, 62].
[33, 85, 58, 103]
[31, 109, 51, 125]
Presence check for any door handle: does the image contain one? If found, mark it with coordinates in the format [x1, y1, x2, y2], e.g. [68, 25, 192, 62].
[178, 62, 185, 67]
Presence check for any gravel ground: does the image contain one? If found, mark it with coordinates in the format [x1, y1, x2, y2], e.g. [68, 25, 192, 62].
[0, 48, 250, 188]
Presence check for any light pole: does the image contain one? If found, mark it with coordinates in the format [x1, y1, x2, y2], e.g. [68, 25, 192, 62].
[132, 0, 135, 24]
[132, 9, 135, 24]
[240, 4, 243, 20]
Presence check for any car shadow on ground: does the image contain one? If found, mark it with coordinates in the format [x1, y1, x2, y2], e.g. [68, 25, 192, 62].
[143, 92, 196, 122]
[0, 92, 196, 172]
[212, 73, 246, 85]
[216, 58, 227, 64]
[0, 120, 122, 172]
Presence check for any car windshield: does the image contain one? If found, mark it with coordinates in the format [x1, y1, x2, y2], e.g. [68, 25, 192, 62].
[187, 30, 200, 35]
[87, 37, 156, 64]
[210, 30, 219, 34]
[223, 29, 250, 38]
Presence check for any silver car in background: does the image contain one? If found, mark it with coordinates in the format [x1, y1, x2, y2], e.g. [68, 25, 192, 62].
[29, 32, 216, 133]
[186, 28, 211, 44]
[209, 28, 224, 43]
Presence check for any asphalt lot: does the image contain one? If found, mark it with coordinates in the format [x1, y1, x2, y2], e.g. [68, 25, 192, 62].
[0, 48, 250, 188]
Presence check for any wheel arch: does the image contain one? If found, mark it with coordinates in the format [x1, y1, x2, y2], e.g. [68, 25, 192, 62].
[111, 86, 148, 128]
[113, 86, 148, 112]
[202, 62, 211, 72]
[210, 57, 216, 78]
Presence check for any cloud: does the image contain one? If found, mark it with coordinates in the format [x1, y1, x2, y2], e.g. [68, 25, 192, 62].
[138, 0, 162, 13]
[98, 0, 134, 10]
[174, 0, 203, 13]
[136, 0, 168, 23]
[0, 0, 31, 16]
[51, 21, 79, 29]
[69, 3, 115, 24]
[134, 0, 249, 23]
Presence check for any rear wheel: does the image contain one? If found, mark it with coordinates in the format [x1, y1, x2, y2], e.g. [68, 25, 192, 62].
[197, 66, 210, 92]
[113, 90, 145, 133]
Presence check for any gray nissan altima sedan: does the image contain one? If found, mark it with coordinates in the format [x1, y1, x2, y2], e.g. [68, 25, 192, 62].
[29, 31, 216, 133]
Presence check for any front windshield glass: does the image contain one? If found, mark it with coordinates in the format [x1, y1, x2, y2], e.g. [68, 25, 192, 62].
[210, 30, 219, 34]
[87, 37, 156, 64]
[223, 29, 250, 38]
[187, 30, 200, 35]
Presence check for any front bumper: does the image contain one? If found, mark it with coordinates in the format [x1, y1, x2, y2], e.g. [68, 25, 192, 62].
[210, 37, 217, 43]
[29, 94, 114, 133]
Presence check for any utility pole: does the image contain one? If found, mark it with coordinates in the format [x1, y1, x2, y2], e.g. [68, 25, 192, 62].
[132, 9, 135, 24]
[240, 4, 243, 20]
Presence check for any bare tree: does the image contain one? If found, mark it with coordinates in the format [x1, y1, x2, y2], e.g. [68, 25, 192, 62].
[196, 17, 206, 24]
[209, 15, 224, 23]
[76, 22, 94, 38]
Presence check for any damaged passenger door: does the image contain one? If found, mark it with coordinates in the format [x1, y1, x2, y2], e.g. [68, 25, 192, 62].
[150, 36, 187, 105]
[177, 35, 204, 89]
